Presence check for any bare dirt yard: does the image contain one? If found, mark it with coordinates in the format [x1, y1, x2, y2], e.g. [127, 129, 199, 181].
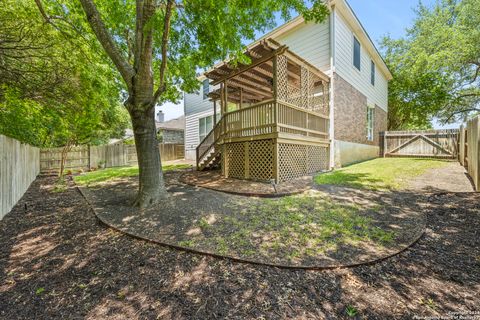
[0, 161, 479, 319]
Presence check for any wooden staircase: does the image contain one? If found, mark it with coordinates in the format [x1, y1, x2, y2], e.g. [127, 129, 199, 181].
[196, 117, 223, 171]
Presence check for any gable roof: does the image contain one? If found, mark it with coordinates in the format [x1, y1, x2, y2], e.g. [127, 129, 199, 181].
[155, 115, 185, 131]
[202, 0, 392, 81]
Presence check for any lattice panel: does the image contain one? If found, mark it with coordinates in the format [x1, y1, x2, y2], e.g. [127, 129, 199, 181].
[278, 144, 307, 182]
[287, 84, 302, 107]
[225, 142, 245, 179]
[276, 55, 288, 101]
[278, 143, 329, 182]
[307, 145, 329, 173]
[301, 66, 310, 108]
[249, 140, 274, 181]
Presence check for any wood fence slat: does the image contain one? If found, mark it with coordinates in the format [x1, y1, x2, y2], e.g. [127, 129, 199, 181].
[381, 129, 459, 159]
[465, 117, 480, 190]
[39, 142, 185, 173]
[0, 135, 40, 219]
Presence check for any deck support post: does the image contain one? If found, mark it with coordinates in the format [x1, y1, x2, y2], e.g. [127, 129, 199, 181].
[213, 100, 217, 124]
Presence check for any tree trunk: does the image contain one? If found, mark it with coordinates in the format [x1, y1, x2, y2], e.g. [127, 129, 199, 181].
[130, 106, 168, 208]
[59, 141, 72, 178]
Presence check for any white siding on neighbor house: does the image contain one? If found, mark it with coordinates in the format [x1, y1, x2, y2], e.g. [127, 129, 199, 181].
[184, 108, 215, 160]
[275, 18, 331, 73]
[334, 12, 388, 111]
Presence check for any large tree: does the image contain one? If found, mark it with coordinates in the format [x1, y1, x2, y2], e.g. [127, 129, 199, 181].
[36, 0, 329, 207]
[382, 0, 480, 130]
[0, 0, 129, 148]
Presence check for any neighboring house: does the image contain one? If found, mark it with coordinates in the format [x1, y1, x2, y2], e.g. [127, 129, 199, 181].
[184, 0, 392, 182]
[155, 112, 185, 144]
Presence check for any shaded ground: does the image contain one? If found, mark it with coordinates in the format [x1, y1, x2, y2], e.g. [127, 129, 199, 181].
[81, 171, 425, 268]
[407, 161, 474, 193]
[182, 159, 474, 196]
[1, 174, 479, 318]
[180, 170, 313, 196]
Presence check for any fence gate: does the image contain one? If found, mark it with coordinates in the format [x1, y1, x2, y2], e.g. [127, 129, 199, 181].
[381, 129, 459, 159]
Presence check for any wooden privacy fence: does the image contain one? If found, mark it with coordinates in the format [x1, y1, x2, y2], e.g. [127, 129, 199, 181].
[459, 117, 480, 190]
[380, 129, 459, 159]
[0, 135, 40, 219]
[40, 142, 185, 173]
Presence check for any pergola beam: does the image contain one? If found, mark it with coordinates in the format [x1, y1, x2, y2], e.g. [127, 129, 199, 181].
[210, 45, 288, 86]
[226, 79, 272, 99]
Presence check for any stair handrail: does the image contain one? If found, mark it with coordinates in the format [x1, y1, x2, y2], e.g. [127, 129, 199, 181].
[196, 116, 224, 168]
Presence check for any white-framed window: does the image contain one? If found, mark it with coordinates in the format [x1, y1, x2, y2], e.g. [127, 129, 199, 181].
[199, 115, 213, 141]
[202, 79, 209, 100]
[367, 106, 374, 141]
[370, 60, 375, 86]
[353, 36, 361, 71]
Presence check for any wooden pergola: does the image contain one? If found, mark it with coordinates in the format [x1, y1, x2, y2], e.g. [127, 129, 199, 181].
[197, 38, 331, 183]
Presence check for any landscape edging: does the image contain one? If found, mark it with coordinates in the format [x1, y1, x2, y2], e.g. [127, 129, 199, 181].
[76, 184, 426, 271]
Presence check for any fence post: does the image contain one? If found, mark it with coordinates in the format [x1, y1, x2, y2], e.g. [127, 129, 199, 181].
[88, 145, 91, 170]
[459, 125, 465, 166]
[383, 131, 387, 157]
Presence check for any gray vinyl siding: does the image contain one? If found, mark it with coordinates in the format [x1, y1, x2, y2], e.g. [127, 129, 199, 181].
[184, 90, 214, 116]
[334, 11, 388, 111]
[274, 18, 331, 73]
[184, 109, 215, 160]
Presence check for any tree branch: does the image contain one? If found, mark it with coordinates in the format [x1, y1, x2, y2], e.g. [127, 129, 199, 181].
[446, 108, 480, 122]
[79, 0, 135, 91]
[152, 0, 174, 105]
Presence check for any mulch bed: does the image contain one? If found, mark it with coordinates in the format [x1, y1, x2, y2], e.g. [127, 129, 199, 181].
[79, 171, 425, 268]
[180, 169, 314, 196]
[0, 176, 479, 319]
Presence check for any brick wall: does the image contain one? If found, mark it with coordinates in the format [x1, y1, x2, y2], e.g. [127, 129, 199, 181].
[334, 74, 387, 146]
[374, 105, 387, 146]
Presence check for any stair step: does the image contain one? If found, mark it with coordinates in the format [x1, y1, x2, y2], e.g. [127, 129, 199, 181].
[199, 150, 221, 171]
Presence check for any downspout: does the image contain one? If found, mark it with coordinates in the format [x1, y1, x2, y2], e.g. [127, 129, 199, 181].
[329, 5, 336, 169]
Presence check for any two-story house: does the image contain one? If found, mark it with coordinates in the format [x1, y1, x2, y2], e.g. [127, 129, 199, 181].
[184, 0, 392, 182]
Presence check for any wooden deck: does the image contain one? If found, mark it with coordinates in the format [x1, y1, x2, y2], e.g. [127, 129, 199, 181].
[196, 39, 330, 183]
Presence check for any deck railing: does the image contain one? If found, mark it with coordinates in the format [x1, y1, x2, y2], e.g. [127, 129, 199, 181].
[277, 101, 329, 139]
[196, 119, 223, 167]
[196, 99, 330, 168]
[221, 100, 328, 140]
[223, 100, 276, 139]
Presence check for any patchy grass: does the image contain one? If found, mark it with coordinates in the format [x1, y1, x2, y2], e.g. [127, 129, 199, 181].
[74, 164, 191, 186]
[52, 178, 68, 193]
[194, 191, 394, 262]
[315, 158, 449, 191]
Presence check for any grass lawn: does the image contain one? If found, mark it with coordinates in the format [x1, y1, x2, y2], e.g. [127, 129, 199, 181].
[315, 158, 449, 191]
[181, 191, 394, 262]
[74, 164, 191, 186]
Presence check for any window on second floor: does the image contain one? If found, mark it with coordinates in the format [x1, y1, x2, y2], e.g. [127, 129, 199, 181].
[353, 36, 361, 71]
[367, 106, 374, 141]
[202, 79, 209, 100]
[371, 60, 375, 86]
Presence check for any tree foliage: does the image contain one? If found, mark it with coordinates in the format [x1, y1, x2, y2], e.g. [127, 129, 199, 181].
[381, 0, 480, 130]
[32, 0, 328, 206]
[0, 0, 129, 147]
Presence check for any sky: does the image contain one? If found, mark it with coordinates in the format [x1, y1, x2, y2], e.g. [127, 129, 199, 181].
[158, 0, 457, 128]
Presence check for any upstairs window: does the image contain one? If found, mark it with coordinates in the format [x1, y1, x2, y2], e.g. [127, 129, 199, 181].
[367, 106, 374, 141]
[202, 79, 209, 100]
[353, 36, 361, 71]
[371, 60, 375, 86]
